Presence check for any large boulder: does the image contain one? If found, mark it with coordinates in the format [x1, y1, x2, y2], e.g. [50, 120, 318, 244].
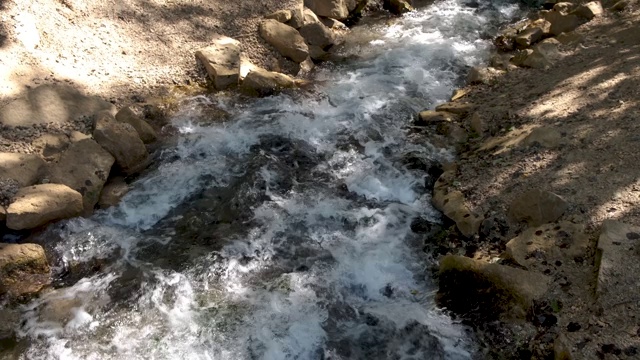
[509, 189, 568, 226]
[195, 35, 242, 90]
[241, 68, 298, 96]
[47, 138, 115, 214]
[93, 112, 149, 175]
[0, 152, 45, 187]
[0, 243, 50, 299]
[304, 0, 349, 20]
[115, 107, 158, 144]
[0, 84, 115, 127]
[299, 22, 335, 50]
[438, 255, 550, 319]
[259, 20, 309, 63]
[6, 184, 83, 230]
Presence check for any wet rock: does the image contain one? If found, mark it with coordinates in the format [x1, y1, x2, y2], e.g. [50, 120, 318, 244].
[115, 106, 158, 144]
[435, 102, 474, 117]
[6, 184, 83, 230]
[467, 66, 502, 85]
[304, 0, 349, 20]
[265, 9, 293, 23]
[523, 126, 563, 148]
[432, 188, 483, 238]
[195, 35, 241, 90]
[0, 84, 115, 127]
[0, 243, 50, 299]
[438, 255, 550, 319]
[259, 20, 309, 63]
[241, 68, 297, 96]
[0, 152, 45, 187]
[571, 1, 603, 19]
[92, 112, 149, 175]
[505, 221, 589, 269]
[383, 0, 415, 14]
[596, 221, 640, 308]
[509, 189, 568, 226]
[299, 22, 335, 49]
[98, 176, 129, 209]
[47, 138, 115, 214]
[31, 134, 70, 160]
[415, 110, 458, 125]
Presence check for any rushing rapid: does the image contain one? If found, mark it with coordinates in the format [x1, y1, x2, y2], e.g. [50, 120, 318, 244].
[10, 0, 525, 359]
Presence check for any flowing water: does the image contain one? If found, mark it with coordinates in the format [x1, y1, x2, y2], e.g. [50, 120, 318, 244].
[8, 1, 526, 359]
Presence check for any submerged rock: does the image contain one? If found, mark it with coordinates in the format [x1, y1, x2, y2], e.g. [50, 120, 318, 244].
[6, 184, 83, 230]
[0, 243, 50, 299]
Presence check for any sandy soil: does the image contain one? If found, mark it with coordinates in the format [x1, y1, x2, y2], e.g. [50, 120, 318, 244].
[0, 0, 300, 107]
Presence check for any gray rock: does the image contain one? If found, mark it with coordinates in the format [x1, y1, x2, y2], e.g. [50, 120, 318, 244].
[241, 68, 297, 97]
[509, 189, 568, 226]
[299, 22, 335, 49]
[195, 35, 241, 90]
[0, 84, 115, 127]
[259, 20, 309, 63]
[93, 112, 149, 175]
[115, 107, 158, 144]
[0, 243, 50, 298]
[6, 184, 82, 230]
[0, 152, 45, 187]
[47, 138, 115, 214]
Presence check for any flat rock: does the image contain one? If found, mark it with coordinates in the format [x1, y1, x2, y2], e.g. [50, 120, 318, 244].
[241, 68, 297, 96]
[115, 106, 158, 144]
[435, 102, 474, 116]
[304, 0, 349, 20]
[0, 243, 50, 298]
[0, 84, 115, 127]
[509, 189, 568, 226]
[93, 112, 149, 175]
[299, 22, 335, 49]
[265, 9, 293, 23]
[438, 255, 550, 318]
[0, 152, 45, 187]
[47, 138, 115, 214]
[259, 20, 309, 63]
[195, 35, 241, 90]
[596, 221, 640, 308]
[6, 184, 82, 230]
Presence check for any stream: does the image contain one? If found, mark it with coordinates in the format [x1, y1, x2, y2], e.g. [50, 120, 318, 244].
[9, 0, 526, 358]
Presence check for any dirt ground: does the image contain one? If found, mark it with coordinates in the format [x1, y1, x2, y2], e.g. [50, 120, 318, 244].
[0, 0, 300, 108]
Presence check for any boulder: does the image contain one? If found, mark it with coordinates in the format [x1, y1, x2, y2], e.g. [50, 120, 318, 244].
[515, 27, 544, 48]
[93, 112, 149, 175]
[435, 102, 474, 116]
[98, 176, 129, 209]
[31, 134, 70, 160]
[383, 0, 415, 14]
[265, 9, 293, 23]
[195, 35, 242, 90]
[571, 1, 603, 19]
[304, 0, 349, 20]
[438, 255, 550, 319]
[467, 66, 502, 85]
[0, 84, 115, 127]
[523, 126, 564, 148]
[320, 17, 348, 30]
[432, 189, 483, 238]
[241, 68, 297, 96]
[509, 189, 568, 226]
[0, 243, 50, 298]
[6, 184, 82, 230]
[0, 152, 45, 187]
[47, 138, 115, 214]
[505, 221, 590, 269]
[115, 106, 158, 144]
[299, 22, 335, 49]
[287, 7, 306, 28]
[596, 221, 640, 308]
[516, 39, 562, 69]
[415, 110, 458, 125]
[544, 11, 582, 35]
[259, 20, 309, 63]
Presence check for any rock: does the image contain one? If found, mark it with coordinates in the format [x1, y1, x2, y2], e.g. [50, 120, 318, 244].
[115, 107, 158, 144]
[523, 126, 563, 148]
[265, 9, 293, 22]
[309, 45, 330, 61]
[296, 57, 316, 76]
[0, 84, 116, 128]
[596, 221, 640, 308]
[0, 308, 19, 339]
[505, 221, 589, 268]
[438, 255, 550, 319]
[0, 206, 6, 221]
[509, 189, 568, 226]
[0, 243, 50, 299]
[432, 189, 483, 238]
[553, 2, 576, 14]
[0, 152, 45, 187]
[415, 110, 458, 125]
[195, 35, 241, 90]
[320, 17, 348, 30]
[241, 68, 298, 96]
[467, 66, 502, 85]
[299, 22, 335, 49]
[92, 112, 149, 175]
[609, 0, 629, 11]
[287, 8, 306, 28]
[450, 88, 469, 101]
[556, 32, 584, 45]
[304, 0, 349, 20]
[383, 0, 415, 14]
[518, 39, 562, 69]
[0, 178, 20, 208]
[469, 113, 486, 135]
[98, 176, 129, 209]
[494, 28, 518, 52]
[571, 1, 603, 19]
[259, 20, 309, 63]
[511, 49, 534, 67]
[544, 11, 582, 36]
[31, 134, 70, 160]
[47, 138, 115, 214]
[435, 102, 474, 116]
[6, 184, 82, 230]
[515, 27, 544, 48]
[69, 131, 91, 143]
